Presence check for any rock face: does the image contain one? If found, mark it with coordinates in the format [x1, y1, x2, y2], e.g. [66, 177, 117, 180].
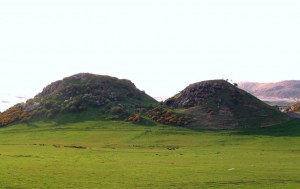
[165, 80, 289, 130]
[0, 73, 157, 126]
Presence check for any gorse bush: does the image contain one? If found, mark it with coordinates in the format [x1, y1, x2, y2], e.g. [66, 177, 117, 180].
[148, 107, 190, 126]
[0, 105, 31, 126]
[126, 114, 141, 123]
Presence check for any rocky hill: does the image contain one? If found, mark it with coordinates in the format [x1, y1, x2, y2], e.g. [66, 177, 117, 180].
[0, 73, 157, 126]
[164, 80, 289, 129]
[238, 80, 300, 101]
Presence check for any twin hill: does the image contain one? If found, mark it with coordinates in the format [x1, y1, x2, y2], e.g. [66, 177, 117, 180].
[0, 74, 289, 129]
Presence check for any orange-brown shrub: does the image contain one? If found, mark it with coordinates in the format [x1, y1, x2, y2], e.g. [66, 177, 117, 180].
[148, 107, 190, 126]
[126, 114, 141, 123]
[0, 105, 31, 126]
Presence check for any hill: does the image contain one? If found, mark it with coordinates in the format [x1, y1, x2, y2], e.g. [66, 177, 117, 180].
[163, 80, 289, 129]
[238, 80, 300, 101]
[0, 73, 157, 126]
[0, 76, 291, 130]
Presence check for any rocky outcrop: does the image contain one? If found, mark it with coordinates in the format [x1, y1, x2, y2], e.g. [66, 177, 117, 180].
[166, 80, 244, 108]
[37, 80, 64, 97]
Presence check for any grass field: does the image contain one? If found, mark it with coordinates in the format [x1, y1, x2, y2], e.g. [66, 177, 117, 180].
[0, 119, 300, 188]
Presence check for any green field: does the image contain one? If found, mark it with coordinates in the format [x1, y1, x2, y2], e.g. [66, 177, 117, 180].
[0, 119, 300, 188]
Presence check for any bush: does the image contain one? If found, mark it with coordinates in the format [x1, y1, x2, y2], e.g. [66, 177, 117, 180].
[126, 114, 141, 123]
[148, 107, 190, 126]
[0, 105, 31, 126]
[110, 106, 123, 114]
[78, 106, 87, 111]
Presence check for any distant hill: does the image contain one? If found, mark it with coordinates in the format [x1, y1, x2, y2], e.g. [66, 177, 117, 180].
[238, 80, 300, 101]
[0, 73, 157, 126]
[163, 80, 289, 129]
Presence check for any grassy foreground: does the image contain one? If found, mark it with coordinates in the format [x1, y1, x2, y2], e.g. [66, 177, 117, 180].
[0, 119, 300, 188]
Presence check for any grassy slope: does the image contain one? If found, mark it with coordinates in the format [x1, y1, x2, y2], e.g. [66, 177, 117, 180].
[0, 119, 300, 188]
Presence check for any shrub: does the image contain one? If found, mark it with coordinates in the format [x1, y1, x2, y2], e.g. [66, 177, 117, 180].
[78, 105, 87, 111]
[110, 106, 123, 114]
[0, 105, 31, 126]
[148, 107, 190, 126]
[126, 114, 141, 123]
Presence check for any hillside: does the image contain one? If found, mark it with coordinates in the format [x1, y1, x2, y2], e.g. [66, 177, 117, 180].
[164, 80, 289, 129]
[0, 73, 157, 126]
[238, 80, 300, 101]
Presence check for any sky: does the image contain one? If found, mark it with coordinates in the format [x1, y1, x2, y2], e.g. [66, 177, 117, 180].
[1, 0, 300, 111]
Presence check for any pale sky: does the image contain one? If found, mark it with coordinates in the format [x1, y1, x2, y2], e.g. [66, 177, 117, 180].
[1, 0, 300, 110]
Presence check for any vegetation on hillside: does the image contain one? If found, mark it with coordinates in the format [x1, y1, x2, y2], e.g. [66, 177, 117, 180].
[164, 80, 289, 129]
[0, 73, 158, 127]
[0, 104, 31, 126]
[147, 107, 190, 126]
